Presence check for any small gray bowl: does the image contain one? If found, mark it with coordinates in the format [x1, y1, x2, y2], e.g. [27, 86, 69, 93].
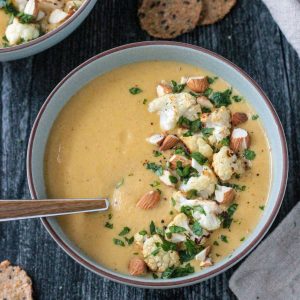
[27, 42, 288, 288]
[0, 0, 97, 62]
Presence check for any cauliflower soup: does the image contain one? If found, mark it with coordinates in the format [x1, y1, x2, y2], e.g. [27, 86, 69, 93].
[44, 61, 271, 279]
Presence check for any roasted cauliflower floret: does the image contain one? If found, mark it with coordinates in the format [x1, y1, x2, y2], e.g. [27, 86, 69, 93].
[142, 235, 180, 273]
[5, 18, 40, 46]
[165, 213, 197, 243]
[180, 134, 213, 159]
[201, 106, 231, 145]
[148, 92, 201, 130]
[180, 167, 217, 198]
[172, 191, 222, 231]
[134, 232, 147, 248]
[212, 146, 246, 181]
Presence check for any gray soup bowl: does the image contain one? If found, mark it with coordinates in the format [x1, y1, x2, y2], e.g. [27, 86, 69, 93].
[27, 42, 288, 288]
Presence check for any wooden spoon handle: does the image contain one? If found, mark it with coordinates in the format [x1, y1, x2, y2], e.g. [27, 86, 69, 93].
[0, 199, 109, 221]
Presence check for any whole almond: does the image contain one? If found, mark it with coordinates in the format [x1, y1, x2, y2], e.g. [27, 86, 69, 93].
[159, 135, 180, 151]
[230, 128, 251, 152]
[231, 112, 248, 126]
[197, 96, 214, 109]
[136, 191, 161, 209]
[187, 77, 209, 93]
[128, 257, 147, 276]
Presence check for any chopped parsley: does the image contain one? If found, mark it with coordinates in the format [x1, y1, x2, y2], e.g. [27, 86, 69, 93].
[170, 80, 186, 93]
[174, 147, 190, 157]
[108, 213, 112, 220]
[145, 162, 163, 176]
[153, 150, 162, 157]
[119, 226, 131, 236]
[220, 235, 229, 243]
[180, 205, 206, 217]
[224, 183, 246, 192]
[150, 221, 156, 235]
[201, 127, 214, 137]
[151, 248, 160, 256]
[113, 238, 125, 247]
[171, 197, 176, 207]
[169, 175, 178, 184]
[213, 241, 219, 246]
[150, 180, 160, 187]
[161, 263, 195, 279]
[179, 239, 204, 263]
[240, 237, 246, 241]
[252, 114, 259, 120]
[220, 137, 230, 146]
[168, 225, 186, 233]
[125, 236, 134, 245]
[129, 87, 142, 95]
[204, 88, 213, 97]
[186, 189, 198, 199]
[192, 221, 203, 236]
[152, 273, 159, 279]
[142, 98, 148, 104]
[161, 239, 177, 251]
[18, 12, 34, 24]
[115, 178, 124, 189]
[139, 230, 147, 236]
[191, 152, 208, 165]
[207, 76, 218, 84]
[259, 205, 265, 211]
[244, 149, 256, 160]
[105, 222, 113, 229]
[232, 95, 243, 102]
[210, 89, 232, 107]
[178, 116, 202, 136]
[222, 203, 239, 229]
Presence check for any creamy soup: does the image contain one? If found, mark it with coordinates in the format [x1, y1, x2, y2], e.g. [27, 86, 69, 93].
[45, 61, 270, 278]
[0, 10, 9, 47]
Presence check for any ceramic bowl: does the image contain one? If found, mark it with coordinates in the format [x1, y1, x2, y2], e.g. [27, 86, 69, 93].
[27, 41, 288, 288]
[0, 0, 96, 62]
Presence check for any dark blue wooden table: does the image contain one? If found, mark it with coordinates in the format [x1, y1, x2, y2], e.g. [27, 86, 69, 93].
[0, 0, 299, 299]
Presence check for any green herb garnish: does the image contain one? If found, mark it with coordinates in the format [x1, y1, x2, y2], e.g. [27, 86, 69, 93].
[259, 205, 265, 211]
[129, 87, 142, 95]
[150, 221, 156, 235]
[161, 263, 195, 279]
[222, 203, 239, 229]
[252, 114, 259, 120]
[153, 150, 162, 157]
[210, 89, 232, 107]
[116, 178, 124, 189]
[191, 152, 208, 165]
[145, 162, 163, 176]
[143, 98, 148, 104]
[220, 235, 228, 243]
[125, 236, 134, 245]
[204, 88, 213, 97]
[150, 181, 160, 187]
[240, 237, 245, 241]
[113, 238, 125, 247]
[105, 222, 113, 229]
[192, 221, 203, 236]
[170, 80, 185, 93]
[168, 225, 186, 233]
[186, 189, 198, 199]
[244, 149, 256, 160]
[169, 175, 178, 184]
[232, 95, 243, 102]
[139, 230, 147, 236]
[119, 226, 131, 236]
[220, 137, 230, 146]
[151, 248, 160, 256]
[201, 127, 214, 137]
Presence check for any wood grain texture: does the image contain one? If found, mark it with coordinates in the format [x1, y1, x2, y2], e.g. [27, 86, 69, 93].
[0, 0, 299, 299]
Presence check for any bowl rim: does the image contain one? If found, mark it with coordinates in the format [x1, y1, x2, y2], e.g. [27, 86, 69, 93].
[0, 0, 93, 53]
[26, 41, 288, 288]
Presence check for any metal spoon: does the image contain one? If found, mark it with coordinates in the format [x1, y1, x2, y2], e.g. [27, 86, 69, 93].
[0, 199, 109, 221]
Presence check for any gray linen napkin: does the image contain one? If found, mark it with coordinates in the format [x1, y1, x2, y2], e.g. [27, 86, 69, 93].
[229, 202, 300, 299]
[262, 0, 300, 57]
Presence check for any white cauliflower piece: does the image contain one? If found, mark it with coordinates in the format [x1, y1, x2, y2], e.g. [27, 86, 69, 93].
[179, 167, 217, 198]
[172, 191, 222, 231]
[181, 134, 213, 159]
[134, 232, 148, 248]
[12, 0, 27, 11]
[5, 18, 40, 46]
[165, 213, 197, 243]
[148, 92, 201, 130]
[201, 106, 231, 145]
[142, 235, 180, 273]
[212, 146, 246, 181]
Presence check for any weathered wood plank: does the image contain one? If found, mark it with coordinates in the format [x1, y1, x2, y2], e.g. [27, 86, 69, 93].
[0, 0, 298, 299]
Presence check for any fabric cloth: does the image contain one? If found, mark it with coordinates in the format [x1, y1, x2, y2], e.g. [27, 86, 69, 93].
[261, 0, 300, 57]
[229, 202, 300, 300]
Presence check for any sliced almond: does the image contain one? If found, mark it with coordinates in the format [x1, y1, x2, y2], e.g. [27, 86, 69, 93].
[24, 0, 39, 17]
[136, 191, 160, 209]
[159, 135, 179, 151]
[197, 96, 214, 109]
[215, 185, 235, 204]
[231, 112, 248, 126]
[48, 9, 69, 24]
[200, 258, 213, 267]
[169, 154, 191, 169]
[128, 257, 147, 276]
[156, 82, 172, 97]
[180, 76, 188, 84]
[230, 128, 251, 153]
[187, 76, 209, 93]
[146, 134, 165, 146]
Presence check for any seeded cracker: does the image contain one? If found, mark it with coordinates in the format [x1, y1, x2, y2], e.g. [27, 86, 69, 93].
[138, 0, 203, 39]
[0, 260, 33, 300]
[198, 0, 236, 25]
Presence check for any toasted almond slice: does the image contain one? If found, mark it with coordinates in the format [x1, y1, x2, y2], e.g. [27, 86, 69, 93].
[197, 96, 214, 109]
[24, 0, 39, 17]
[128, 257, 147, 276]
[146, 134, 165, 146]
[187, 76, 209, 93]
[156, 83, 172, 97]
[200, 258, 213, 267]
[169, 154, 191, 169]
[231, 112, 248, 126]
[195, 246, 211, 262]
[48, 9, 69, 24]
[215, 185, 235, 204]
[230, 128, 250, 152]
[180, 76, 188, 84]
[136, 191, 160, 209]
[159, 135, 179, 151]
[159, 170, 176, 187]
